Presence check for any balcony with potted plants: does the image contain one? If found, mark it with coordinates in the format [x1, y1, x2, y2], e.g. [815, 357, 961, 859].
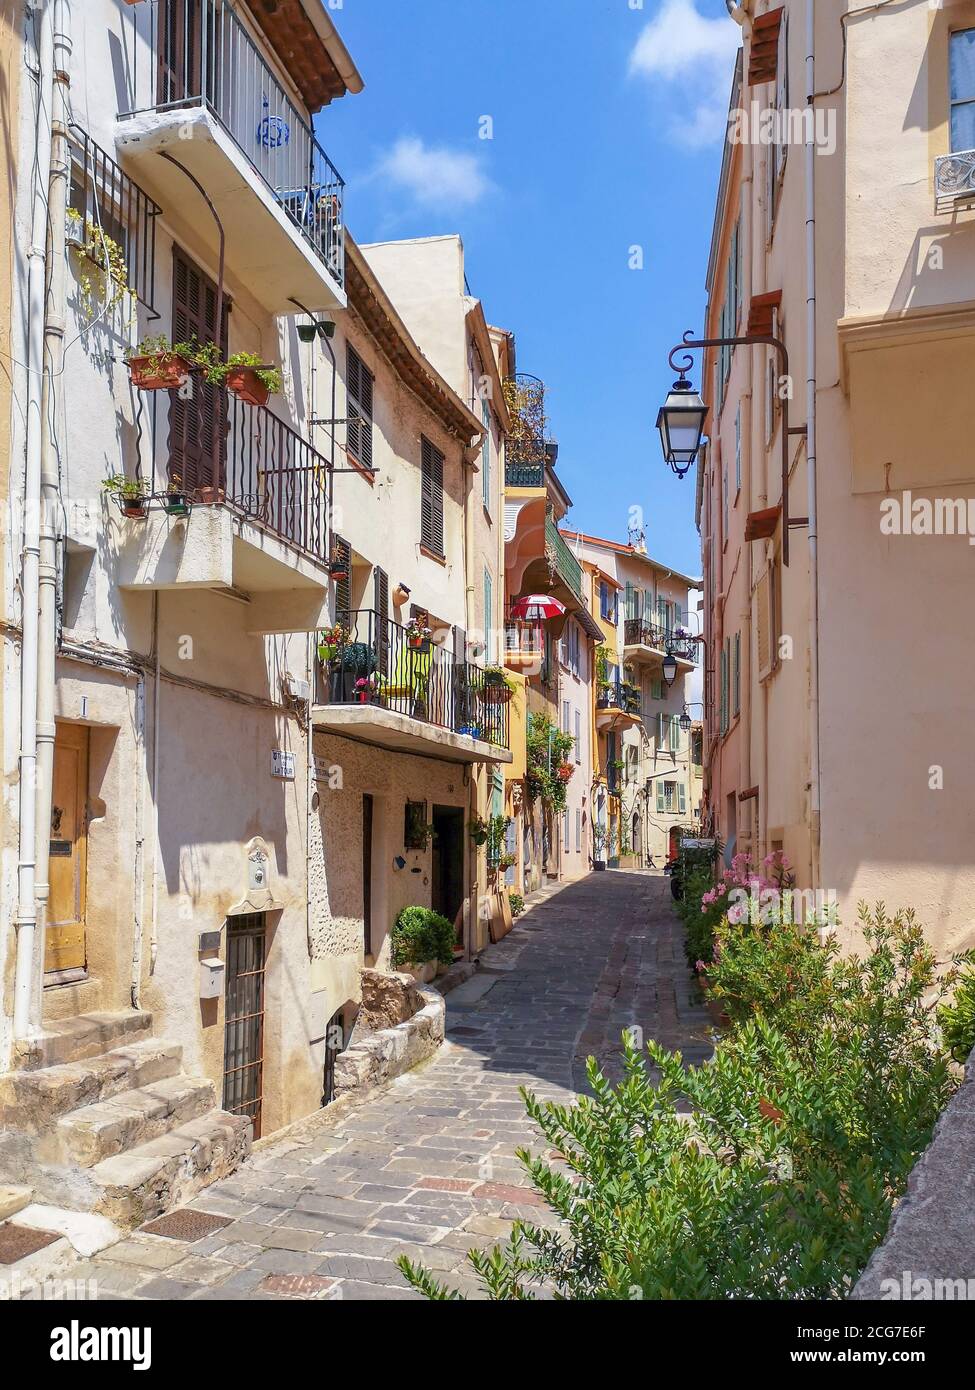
[113, 334, 331, 634]
[622, 618, 698, 671]
[116, 0, 348, 315]
[596, 676, 644, 729]
[312, 610, 513, 764]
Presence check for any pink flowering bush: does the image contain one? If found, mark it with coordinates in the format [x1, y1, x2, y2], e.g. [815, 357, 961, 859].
[682, 851, 794, 970]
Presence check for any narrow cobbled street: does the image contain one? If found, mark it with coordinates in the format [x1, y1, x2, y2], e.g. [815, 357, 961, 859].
[78, 873, 712, 1301]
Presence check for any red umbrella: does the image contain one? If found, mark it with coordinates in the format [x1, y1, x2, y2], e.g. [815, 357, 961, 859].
[509, 593, 566, 622]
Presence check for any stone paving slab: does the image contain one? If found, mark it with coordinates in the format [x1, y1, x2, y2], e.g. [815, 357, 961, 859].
[78, 872, 712, 1301]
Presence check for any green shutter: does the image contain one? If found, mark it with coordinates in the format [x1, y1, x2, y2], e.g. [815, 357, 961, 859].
[678, 783, 687, 815]
[656, 780, 665, 814]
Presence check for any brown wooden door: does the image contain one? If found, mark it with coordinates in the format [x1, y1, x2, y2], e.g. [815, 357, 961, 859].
[157, 0, 202, 109]
[45, 724, 89, 975]
[169, 245, 228, 498]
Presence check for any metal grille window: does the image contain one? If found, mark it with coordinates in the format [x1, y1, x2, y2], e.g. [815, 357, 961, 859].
[222, 913, 266, 1139]
[951, 28, 975, 152]
[347, 345, 374, 471]
[68, 125, 161, 313]
[420, 436, 445, 557]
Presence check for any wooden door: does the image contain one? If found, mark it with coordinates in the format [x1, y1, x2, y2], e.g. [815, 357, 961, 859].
[169, 245, 228, 498]
[45, 724, 89, 974]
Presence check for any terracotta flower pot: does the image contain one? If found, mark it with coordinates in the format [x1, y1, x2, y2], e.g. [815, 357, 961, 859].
[195, 485, 225, 506]
[481, 683, 512, 705]
[121, 498, 147, 518]
[127, 354, 191, 391]
[225, 367, 269, 408]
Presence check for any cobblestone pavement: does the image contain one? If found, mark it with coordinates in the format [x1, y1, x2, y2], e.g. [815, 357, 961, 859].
[78, 871, 712, 1301]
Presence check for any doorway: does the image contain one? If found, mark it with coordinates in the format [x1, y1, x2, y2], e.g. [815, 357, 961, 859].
[169, 244, 229, 498]
[45, 723, 90, 977]
[431, 805, 465, 938]
[223, 912, 266, 1139]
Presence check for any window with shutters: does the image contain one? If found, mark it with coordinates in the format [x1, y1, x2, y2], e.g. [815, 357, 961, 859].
[733, 631, 741, 716]
[563, 810, 570, 852]
[678, 783, 687, 816]
[574, 709, 581, 760]
[756, 561, 779, 680]
[483, 569, 493, 661]
[575, 808, 582, 853]
[346, 345, 374, 473]
[734, 405, 742, 496]
[481, 400, 491, 511]
[374, 567, 389, 679]
[720, 645, 729, 735]
[950, 29, 975, 152]
[420, 436, 445, 557]
[651, 678, 663, 701]
[656, 780, 665, 814]
[169, 246, 228, 496]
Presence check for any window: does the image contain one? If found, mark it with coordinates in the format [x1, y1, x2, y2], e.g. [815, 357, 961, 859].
[720, 644, 729, 735]
[563, 810, 570, 853]
[420, 436, 445, 557]
[575, 808, 582, 853]
[657, 713, 679, 753]
[767, 13, 789, 236]
[481, 399, 491, 510]
[678, 783, 687, 816]
[722, 458, 729, 542]
[733, 631, 741, 716]
[651, 678, 664, 701]
[574, 710, 581, 761]
[658, 781, 677, 814]
[951, 28, 975, 152]
[599, 582, 616, 622]
[734, 405, 742, 496]
[562, 699, 571, 734]
[346, 345, 374, 472]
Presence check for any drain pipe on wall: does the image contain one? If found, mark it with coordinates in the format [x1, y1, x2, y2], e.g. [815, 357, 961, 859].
[805, 0, 822, 886]
[13, 0, 54, 1041]
[33, 0, 72, 1024]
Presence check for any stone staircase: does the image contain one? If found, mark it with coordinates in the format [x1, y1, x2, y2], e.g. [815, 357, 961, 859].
[0, 1010, 250, 1228]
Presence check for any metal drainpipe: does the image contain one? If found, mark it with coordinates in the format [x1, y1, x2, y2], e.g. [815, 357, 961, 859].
[13, 0, 54, 1041]
[805, 0, 822, 886]
[33, 0, 72, 1025]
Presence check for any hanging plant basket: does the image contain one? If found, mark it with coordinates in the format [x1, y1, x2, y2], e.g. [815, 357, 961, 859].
[225, 367, 269, 408]
[121, 496, 147, 519]
[163, 491, 190, 517]
[127, 353, 191, 391]
[481, 681, 513, 706]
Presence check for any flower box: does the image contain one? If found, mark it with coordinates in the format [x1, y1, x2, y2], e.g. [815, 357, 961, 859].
[225, 367, 269, 408]
[127, 353, 191, 391]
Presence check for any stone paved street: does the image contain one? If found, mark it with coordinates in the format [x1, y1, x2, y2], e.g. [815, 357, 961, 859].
[77, 871, 712, 1301]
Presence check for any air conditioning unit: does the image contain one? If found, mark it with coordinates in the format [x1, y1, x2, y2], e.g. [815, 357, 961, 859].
[935, 149, 975, 213]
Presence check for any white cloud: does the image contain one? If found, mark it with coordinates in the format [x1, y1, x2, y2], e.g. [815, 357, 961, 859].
[629, 0, 741, 148]
[374, 137, 493, 208]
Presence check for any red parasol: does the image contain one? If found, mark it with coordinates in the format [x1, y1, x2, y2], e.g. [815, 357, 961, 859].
[508, 593, 566, 622]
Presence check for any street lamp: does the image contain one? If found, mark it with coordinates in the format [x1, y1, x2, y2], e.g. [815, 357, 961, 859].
[655, 374, 708, 479]
[662, 651, 678, 686]
[679, 708, 692, 733]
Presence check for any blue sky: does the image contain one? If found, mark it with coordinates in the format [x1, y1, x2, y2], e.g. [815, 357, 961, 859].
[316, 0, 741, 578]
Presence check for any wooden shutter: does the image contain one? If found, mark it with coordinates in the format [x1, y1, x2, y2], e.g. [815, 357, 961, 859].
[332, 534, 352, 620]
[656, 780, 665, 814]
[481, 400, 490, 509]
[420, 436, 444, 556]
[347, 344, 374, 471]
[756, 568, 772, 678]
[678, 783, 687, 816]
[373, 566, 388, 678]
[170, 245, 227, 496]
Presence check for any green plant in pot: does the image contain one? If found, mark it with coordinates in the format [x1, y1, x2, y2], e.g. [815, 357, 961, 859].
[222, 352, 282, 408]
[479, 665, 515, 705]
[591, 822, 608, 870]
[102, 472, 149, 518]
[125, 335, 194, 391]
[163, 473, 190, 517]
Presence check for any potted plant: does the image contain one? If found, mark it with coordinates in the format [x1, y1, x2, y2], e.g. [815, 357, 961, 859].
[354, 673, 377, 704]
[592, 823, 608, 871]
[223, 352, 282, 408]
[467, 815, 490, 847]
[328, 555, 349, 582]
[479, 665, 515, 705]
[125, 335, 193, 391]
[317, 622, 348, 666]
[102, 473, 148, 518]
[391, 906, 455, 984]
[498, 850, 517, 872]
[194, 482, 226, 506]
[405, 616, 432, 651]
[556, 762, 574, 782]
[163, 473, 190, 517]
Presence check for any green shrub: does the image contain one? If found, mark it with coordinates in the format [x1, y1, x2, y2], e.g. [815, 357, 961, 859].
[676, 864, 722, 968]
[391, 906, 456, 968]
[938, 962, 975, 1064]
[508, 893, 525, 918]
[399, 901, 958, 1301]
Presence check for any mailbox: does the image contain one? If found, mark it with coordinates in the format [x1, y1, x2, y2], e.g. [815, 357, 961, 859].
[200, 956, 225, 1000]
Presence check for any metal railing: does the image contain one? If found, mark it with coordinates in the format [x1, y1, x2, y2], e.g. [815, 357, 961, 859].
[545, 517, 583, 599]
[318, 610, 510, 750]
[164, 384, 328, 559]
[120, 0, 345, 287]
[622, 619, 698, 664]
[504, 460, 545, 488]
[597, 677, 642, 718]
[69, 124, 162, 313]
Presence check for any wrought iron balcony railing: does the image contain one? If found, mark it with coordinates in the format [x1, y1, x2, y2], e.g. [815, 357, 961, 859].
[164, 384, 328, 560]
[596, 677, 642, 718]
[120, 0, 345, 287]
[318, 610, 510, 750]
[623, 618, 698, 664]
[504, 461, 545, 488]
[545, 517, 583, 599]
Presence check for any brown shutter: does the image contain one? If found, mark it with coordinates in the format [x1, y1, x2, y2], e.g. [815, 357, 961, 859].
[373, 566, 389, 679]
[332, 534, 352, 620]
[420, 436, 444, 556]
[756, 569, 771, 678]
[169, 244, 228, 497]
[347, 344, 374, 471]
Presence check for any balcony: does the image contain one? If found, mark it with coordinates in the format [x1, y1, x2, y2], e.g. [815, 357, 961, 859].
[596, 677, 643, 730]
[505, 461, 546, 489]
[116, 384, 330, 633]
[117, 0, 345, 315]
[623, 618, 698, 669]
[313, 611, 513, 764]
[503, 624, 543, 675]
[545, 518, 583, 600]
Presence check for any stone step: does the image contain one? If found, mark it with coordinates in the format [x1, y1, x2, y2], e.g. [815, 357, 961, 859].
[0, 1040, 183, 1132]
[15, 1011, 153, 1071]
[90, 1110, 252, 1228]
[52, 1075, 218, 1168]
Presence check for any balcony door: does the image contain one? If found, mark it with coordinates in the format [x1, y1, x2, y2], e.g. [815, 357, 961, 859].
[156, 0, 219, 111]
[169, 245, 228, 499]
